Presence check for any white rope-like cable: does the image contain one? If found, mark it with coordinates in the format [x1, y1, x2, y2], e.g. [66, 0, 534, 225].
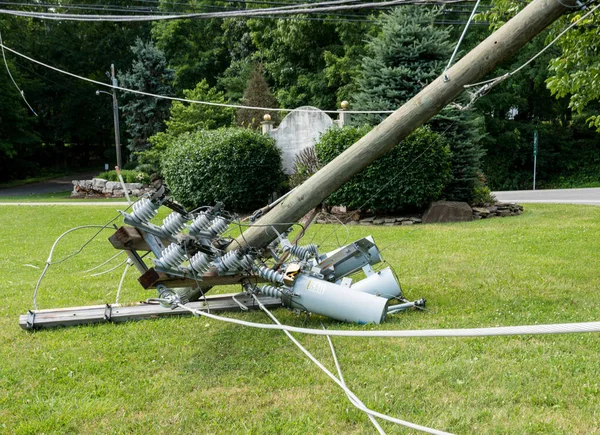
[464, 2, 600, 89]
[114, 261, 131, 305]
[90, 258, 128, 277]
[0, 28, 37, 115]
[248, 296, 452, 435]
[0, 41, 394, 115]
[176, 302, 600, 337]
[323, 323, 387, 435]
[84, 251, 125, 273]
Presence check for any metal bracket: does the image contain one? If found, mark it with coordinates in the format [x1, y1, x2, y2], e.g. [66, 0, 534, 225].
[104, 304, 112, 321]
[26, 310, 36, 329]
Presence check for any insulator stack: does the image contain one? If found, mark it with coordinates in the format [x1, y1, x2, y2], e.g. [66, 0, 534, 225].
[187, 251, 212, 275]
[161, 212, 187, 236]
[217, 251, 256, 274]
[285, 243, 319, 260]
[188, 212, 213, 235]
[153, 243, 186, 270]
[254, 266, 285, 285]
[129, 198, 158, 224]
[259, 284, 284, 299]
[207, 216, 229, 237]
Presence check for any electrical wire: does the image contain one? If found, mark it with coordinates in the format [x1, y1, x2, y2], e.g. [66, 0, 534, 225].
[90, 258, 128, 277]
[442, 0, 480, 81]
[0, 0, 474, 22]
[463, 2, 600, 91]
[84, 250, 125, 273]
[322, 323, 387, 434]
[249, 295, 452, 435]
[0, 41, 396, 115]
[0, 28, 37, 115]
[114, 260, 131, 305]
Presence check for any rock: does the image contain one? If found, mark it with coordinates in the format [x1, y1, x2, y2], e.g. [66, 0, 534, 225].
[347, 221, 359, 226]
[396, 217, 408, 222]
[92, 178, 107, 191]
[384, 218, 396, 224]
[331, 205, 347, 214]
[316, 219, 327, 224]
[410, 217, 422, 223]
[373, 219, 385, 225]
[105, 181, 119, 192]
[422, 201, 473, 224]
[125, 182, 143, 190]
[360, 217, 374, 224]
[401, 220, 414, 225]
[497, 210, 510, 217]
[472, 207, 490, 216]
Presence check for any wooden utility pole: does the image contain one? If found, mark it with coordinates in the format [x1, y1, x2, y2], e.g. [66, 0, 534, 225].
[232, 0, 576, 251]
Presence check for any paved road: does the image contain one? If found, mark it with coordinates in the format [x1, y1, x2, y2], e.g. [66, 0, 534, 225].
[0, 171, 97, 197]
[493, 187, 600, 205]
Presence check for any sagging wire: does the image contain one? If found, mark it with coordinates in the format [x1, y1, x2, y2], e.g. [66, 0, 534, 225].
[0, 28, 37, 116]
[90, 258, 128, 277]
[250, 295, 452, 435]
[458, 1, 600, 111]
[322, 322, 387, 435]
[114, 260, 131, 305]
[84, 250, 125, 273]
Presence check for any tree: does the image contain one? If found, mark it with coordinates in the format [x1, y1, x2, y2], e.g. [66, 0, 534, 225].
[354, 6, 486, 202]
[236, 64, 279, 129]
[119, 38, 175, 154]
[481, 0, 600, 131]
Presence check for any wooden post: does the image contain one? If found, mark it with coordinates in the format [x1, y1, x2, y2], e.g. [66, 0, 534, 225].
[232, 0, 575, 251]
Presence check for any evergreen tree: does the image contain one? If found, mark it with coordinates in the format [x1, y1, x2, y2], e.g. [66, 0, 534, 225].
[119, 38, 175, 154]
[236, 64, 279, 129]
[354, 6, 486, 203]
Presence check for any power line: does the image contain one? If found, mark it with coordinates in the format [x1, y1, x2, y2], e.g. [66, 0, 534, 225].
[0, 40, 397, 114]
[0, 0, 476, 22]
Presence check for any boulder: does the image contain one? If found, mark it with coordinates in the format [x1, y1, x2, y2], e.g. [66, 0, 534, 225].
[92, 178, 107, 191]
[422, 201, 473, 224]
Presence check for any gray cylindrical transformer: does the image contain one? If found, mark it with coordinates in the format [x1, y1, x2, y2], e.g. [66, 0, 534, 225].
[350, 267, 402, 300]
[287, 274, 389, 324]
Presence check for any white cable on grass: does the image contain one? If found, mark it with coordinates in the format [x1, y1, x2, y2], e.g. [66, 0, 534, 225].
[247, 296, 452, 435]
[0, 41, 395, 115]
[322, 323, 387, 435]
[90, 258, 128, 277]
[84, 251, 125, 273]
[115, 262, 131, 305]
[176, 302, 600, 338]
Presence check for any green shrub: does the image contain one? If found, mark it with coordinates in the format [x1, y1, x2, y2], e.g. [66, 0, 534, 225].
[161, 128, 285, 211]
[315, 125, 452, 212]
[97, 169, 150, 184]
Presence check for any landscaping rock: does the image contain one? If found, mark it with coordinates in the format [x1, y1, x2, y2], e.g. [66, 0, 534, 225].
[373, 219, 385, 225]
[422, 201, 473, 224]
[92, 178, 107, 190]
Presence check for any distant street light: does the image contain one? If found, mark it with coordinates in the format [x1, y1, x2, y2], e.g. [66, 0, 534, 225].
[96, 64, 122, 170]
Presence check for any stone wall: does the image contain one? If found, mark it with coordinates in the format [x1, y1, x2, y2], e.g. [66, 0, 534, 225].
[71, 178, 153, 198]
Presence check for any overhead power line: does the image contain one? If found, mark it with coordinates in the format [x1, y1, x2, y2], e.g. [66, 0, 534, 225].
[0, 40, 396, 114]
[0, 0, 476, 21]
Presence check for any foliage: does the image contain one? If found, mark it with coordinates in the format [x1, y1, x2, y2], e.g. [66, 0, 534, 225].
[315, 125, 451, 212]
[119, 38, 175, 154]
[161, 128, 284, 210]
[354, 6, 485, 202]
[288, 146, 320, 188]
[96, 169, 149, 184]
[165, 79, 234, 135]
[236, 64, 279, 129]
[480, 0, 600, 131]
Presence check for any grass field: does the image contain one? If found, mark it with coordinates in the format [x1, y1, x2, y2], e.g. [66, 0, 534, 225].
[1, 204, 599, 434]
[0, 191, 130, 202]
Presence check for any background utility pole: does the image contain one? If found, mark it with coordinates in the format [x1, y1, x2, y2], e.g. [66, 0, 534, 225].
[533, 130, 538, 191]
[231, 0, 576, 251]
[111, 64, 122, 170]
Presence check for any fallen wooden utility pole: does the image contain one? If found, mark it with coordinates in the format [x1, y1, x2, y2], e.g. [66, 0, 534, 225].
[232, 0, 576, 251]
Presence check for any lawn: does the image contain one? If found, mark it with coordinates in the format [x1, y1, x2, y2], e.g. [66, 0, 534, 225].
[0, 191, 131, 202]
[1, 204, 599, 434]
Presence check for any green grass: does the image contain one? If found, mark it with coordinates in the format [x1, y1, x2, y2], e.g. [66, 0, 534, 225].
[1, 204, 600, 434]
[0, 191, 133, 202]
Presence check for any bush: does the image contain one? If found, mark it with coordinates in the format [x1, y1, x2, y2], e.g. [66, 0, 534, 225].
[161, 128, 285, 211]
[97, 169, 150, 184]
[315, 125, 452, 212]
[289, 146, 320, 188]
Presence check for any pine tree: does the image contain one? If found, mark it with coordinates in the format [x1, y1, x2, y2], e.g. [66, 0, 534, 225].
[119, 38, 175, 154]
[354, 6, 486, 203]
[236, 64, 279, 129]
